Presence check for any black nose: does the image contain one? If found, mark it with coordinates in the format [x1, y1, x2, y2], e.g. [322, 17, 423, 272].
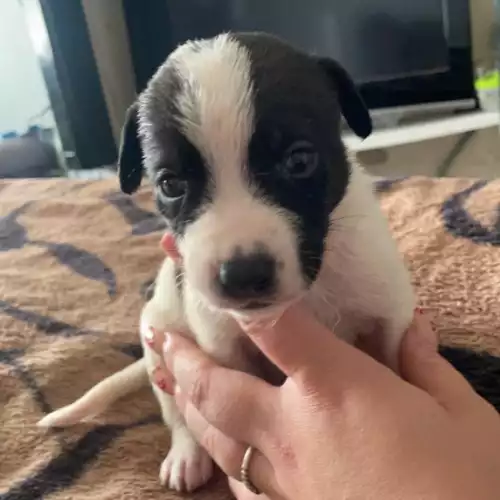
[218, 253, 276, 300]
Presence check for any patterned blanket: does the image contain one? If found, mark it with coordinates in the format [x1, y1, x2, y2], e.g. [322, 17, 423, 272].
[1, 176, 500, 499]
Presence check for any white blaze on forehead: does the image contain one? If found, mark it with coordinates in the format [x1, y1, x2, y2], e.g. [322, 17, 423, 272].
[170, 34, 254, 193]
[171, 35, 305, 307]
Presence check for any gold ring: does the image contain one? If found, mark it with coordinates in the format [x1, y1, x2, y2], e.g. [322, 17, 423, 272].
[240, 446, 260, 495]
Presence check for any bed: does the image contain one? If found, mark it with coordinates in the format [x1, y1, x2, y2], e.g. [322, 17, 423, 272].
[1, 175, 500, 499]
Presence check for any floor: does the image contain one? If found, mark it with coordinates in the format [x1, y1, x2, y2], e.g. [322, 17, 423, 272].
[360, 127, 500, 179]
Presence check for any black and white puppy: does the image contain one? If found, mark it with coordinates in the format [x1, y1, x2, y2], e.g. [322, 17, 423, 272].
[39, 32, 415, 491]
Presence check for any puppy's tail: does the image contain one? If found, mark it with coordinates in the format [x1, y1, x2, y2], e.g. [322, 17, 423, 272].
[37, 359, 148, 428]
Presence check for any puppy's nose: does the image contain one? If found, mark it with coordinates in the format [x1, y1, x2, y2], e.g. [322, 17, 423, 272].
[218, 253, 276, 300]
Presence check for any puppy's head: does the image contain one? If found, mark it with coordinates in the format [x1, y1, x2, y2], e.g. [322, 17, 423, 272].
[119, 32, 371, 315]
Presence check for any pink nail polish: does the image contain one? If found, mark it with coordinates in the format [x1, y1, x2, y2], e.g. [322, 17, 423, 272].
[144, 327, 156, 346]
[152, 366, 173, 394]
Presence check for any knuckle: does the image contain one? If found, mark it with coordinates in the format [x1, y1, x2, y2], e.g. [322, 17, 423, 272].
[267, 434, 296, 469]
[223, 447, 245, 478]
[201, 429, 242, 478]
[187, 363, 212, 410]
[200, 426, 219, 456]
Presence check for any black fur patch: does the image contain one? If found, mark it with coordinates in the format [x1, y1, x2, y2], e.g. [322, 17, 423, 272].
[152, 128, 210, 236]
[122, 33, 370, 285]
[141, 66, 211, 237]
[235, 33, 351, 282]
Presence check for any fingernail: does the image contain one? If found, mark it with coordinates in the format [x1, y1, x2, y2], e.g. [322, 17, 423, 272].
[413, 313, 438, 352]
[163, 333, 172, 354]
[236, 317, 276, 334]
[144, 327, 155, 346]
[415, 307, 432, 317]
[152, 366, 173, 395]
[174, 386, 187, 412]
[415, 307, 438, 321]
[160, 233, 181, 260]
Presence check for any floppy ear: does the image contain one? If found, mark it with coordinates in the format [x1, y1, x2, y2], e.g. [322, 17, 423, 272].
[315, 58, 372, 139]
[118, 103, 143, 194]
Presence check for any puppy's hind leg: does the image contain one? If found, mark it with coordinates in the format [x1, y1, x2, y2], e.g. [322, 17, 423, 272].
[37, 358, 148, 428]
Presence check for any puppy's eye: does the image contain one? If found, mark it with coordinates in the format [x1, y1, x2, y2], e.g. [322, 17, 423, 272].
[158, 175, 187, 199]
[280, 141, 318, 179]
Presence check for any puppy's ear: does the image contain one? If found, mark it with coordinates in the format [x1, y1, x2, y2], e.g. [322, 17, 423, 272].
[315, 58, 372, 139]
[118, 103, 143, 194]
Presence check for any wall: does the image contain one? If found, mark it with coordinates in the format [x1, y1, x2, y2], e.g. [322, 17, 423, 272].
[362, 0, 500, 179]
[0, 0, 55, 135]
[81, 0, 137, 145]
[470, 0, 496, 69]
[82, 0, 498, 152]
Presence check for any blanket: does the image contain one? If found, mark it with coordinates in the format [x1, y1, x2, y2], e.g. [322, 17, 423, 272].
[1, 176, 500, 499]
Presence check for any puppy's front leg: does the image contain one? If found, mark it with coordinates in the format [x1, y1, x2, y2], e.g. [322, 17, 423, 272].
[151, 383, 213, 492]
[141, 304, 213, 492]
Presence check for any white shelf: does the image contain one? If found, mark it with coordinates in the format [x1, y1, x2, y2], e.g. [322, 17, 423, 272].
[343, 110, 500, 152]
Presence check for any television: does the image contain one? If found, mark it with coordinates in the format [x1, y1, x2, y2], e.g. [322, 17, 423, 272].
[123, 0, 477, 114]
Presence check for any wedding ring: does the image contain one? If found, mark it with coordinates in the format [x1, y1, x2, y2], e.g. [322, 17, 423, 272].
[240, 445, 261, 495]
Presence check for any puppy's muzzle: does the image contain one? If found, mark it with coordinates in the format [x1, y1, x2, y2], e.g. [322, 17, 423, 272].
[216, 252, 277, 308]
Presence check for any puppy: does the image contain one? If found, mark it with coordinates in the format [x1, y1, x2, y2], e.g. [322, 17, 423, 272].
[38, 32, 415, 491]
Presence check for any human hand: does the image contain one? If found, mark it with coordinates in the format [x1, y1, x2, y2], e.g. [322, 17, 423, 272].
[157, 307, 500, 500]
[152, 239, 500, 499]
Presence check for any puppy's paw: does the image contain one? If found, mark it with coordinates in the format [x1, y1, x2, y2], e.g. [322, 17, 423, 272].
[159, 435, 213, 492]
[37, 405, 83, 428]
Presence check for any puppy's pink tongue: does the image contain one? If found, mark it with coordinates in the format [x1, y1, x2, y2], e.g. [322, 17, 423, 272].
[160, 233, 181, 260]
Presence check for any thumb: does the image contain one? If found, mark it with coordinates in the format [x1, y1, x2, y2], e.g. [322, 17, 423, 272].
[400, 311, 477, 412]
[237, 302, 366, 380]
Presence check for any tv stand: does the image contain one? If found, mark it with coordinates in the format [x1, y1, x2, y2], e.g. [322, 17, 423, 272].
[343, 108, 499, 177]
[343, 109, 499, 153]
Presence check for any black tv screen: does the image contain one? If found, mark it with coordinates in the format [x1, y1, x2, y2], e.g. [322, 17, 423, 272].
[168, 0, 449, 83]
[124, 0, 476, 110]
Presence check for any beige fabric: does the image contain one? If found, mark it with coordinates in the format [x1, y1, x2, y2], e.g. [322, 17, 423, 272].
[1, 176, 499, 498]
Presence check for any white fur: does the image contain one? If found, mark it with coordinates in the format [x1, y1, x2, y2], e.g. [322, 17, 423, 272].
[182, 162, 414, 370]
[38, 164, 413, 490]
[167, 34, 305, 310]
[308, 163, 414, 367]
[170, 33, 254, 176]
[38, 36, 415, 492]
[169, 35, 413, 362]
[139, 263, 214, 491]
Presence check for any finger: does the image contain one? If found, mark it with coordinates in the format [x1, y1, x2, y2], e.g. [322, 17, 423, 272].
[143, 326, 165, 356]
[176, 391, 278, 495]
[238, 303, 370, 380]
[229, 478, 283, 500]
[151, 364, 175, 395]
[160, 232, 182, 260]
[228, 478, 266, 500]
[400, 311, 478, 411]
[143, 327, 175, 394]
[164, 333, 276, 446]
[355, 323, 386, 364]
